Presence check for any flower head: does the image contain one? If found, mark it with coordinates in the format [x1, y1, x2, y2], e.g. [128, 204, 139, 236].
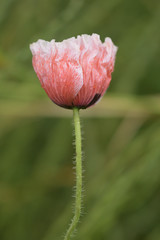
[30, 34, 117, 109]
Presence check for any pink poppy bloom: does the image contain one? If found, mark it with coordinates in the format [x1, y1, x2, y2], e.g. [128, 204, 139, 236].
[30, 34, 117, 109]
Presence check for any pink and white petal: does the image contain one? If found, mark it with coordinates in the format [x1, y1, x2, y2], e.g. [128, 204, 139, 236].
[73, 34, 102, 106]
[31, 38, 83, 106]
[103, 37, 118, 64]
[32, 54, 63, 105]
[48, 60, 83, 106]
[73, 37, 116, 107]
[33, 55, 83, 106]
[55, 37, 80, 62]
[30, 39, 55, 56]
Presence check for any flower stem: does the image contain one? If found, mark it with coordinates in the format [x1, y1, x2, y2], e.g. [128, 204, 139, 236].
[64, 107, 82, 240]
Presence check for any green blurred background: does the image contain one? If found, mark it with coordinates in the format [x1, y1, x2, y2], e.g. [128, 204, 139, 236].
[0, 0, 160, 239]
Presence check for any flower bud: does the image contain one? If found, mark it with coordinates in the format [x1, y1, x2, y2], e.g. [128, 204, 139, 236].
[30, 34, 117, 109]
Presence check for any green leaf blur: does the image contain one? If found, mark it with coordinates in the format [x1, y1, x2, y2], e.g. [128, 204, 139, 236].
[0, 0, 160, 239]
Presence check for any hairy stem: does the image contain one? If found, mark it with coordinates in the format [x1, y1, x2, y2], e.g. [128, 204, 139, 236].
[64, 107, 82, 240]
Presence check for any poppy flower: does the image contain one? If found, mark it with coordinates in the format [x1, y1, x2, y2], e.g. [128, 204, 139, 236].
[30, 34, 117, 109]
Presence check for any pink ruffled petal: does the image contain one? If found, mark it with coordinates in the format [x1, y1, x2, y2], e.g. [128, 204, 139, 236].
[30, 39, 83, 107]
[73, 34, 117, 108]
